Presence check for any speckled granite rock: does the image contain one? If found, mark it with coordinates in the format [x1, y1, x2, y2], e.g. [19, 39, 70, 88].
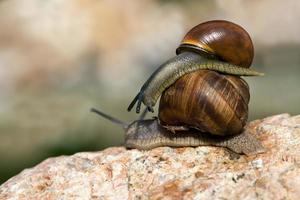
[1, 114, 300, 200]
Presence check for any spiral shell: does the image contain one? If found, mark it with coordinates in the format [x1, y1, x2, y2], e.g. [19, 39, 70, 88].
[158, 70, 250, 136]
[176, 20, 254, 68]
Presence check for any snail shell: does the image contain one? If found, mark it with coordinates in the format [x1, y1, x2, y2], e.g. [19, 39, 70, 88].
[158, 70, 250, 136]
[176, 20, 254, 68]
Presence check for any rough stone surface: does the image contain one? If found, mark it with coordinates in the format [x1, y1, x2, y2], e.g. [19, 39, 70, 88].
[1, 114, 300, 200]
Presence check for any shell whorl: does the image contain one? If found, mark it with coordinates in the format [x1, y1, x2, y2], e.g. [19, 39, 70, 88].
[176, 20, 254, 68]
[158, 70, 250, 136]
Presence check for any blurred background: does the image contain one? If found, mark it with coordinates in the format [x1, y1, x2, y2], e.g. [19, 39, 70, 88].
[0, 0, 299, 184]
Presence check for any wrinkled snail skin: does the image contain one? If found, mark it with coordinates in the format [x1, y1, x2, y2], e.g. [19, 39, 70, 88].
[124, 118, 265, 156]
[127, 51, 263, 113]
[91, 108, 265, 155]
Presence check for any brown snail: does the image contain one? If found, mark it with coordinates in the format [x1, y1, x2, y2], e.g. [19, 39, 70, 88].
[127, 20, 263, 113]
[91, 20, 265, 155]
[91, 107, 265, 155]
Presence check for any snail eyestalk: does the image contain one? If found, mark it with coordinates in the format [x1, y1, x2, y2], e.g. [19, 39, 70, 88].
[90, 108, 128, 128]
[127, 92, 155, 113]
[127, 93, 140, 112]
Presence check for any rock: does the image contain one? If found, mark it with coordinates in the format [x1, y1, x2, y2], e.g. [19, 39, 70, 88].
[1, 114, 300, 200]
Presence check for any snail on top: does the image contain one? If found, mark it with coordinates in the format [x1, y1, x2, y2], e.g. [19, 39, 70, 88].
[127, 20, 263, 114]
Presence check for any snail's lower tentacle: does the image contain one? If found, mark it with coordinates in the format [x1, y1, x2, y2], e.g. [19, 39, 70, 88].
[136, 96, 142, 113]
[147, 106, 154, 112]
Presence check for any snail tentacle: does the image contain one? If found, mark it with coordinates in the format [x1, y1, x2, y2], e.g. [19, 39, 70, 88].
[127, 93, 139, 112]
[91, 108, 128, 128]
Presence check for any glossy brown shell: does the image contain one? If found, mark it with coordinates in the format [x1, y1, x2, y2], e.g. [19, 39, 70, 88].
[176, 20, 254, 68]
[158, 70, 250, 136]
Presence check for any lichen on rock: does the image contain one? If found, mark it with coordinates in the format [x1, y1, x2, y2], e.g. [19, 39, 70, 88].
[0, 114, 300, 200]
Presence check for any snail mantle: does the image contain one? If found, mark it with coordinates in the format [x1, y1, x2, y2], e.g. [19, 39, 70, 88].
[1, 114, 300, 200]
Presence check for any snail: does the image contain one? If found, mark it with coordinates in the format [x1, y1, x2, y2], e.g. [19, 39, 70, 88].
[91, 20, 265, 155]
[127, 20, 263, 113]
[158, 70, 251, 136]
[91, 108, 265, 155]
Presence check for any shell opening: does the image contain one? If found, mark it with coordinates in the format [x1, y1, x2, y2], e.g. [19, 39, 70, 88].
[176, 44, 218, 60]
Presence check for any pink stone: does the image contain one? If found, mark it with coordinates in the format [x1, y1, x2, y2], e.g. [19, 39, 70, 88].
[1, 114, 300, 200]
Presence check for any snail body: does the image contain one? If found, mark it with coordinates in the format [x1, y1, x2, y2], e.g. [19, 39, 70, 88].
[91, 108, 265, 155]
[127, 20, 263, 113]
[128, 51, 262, 113]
